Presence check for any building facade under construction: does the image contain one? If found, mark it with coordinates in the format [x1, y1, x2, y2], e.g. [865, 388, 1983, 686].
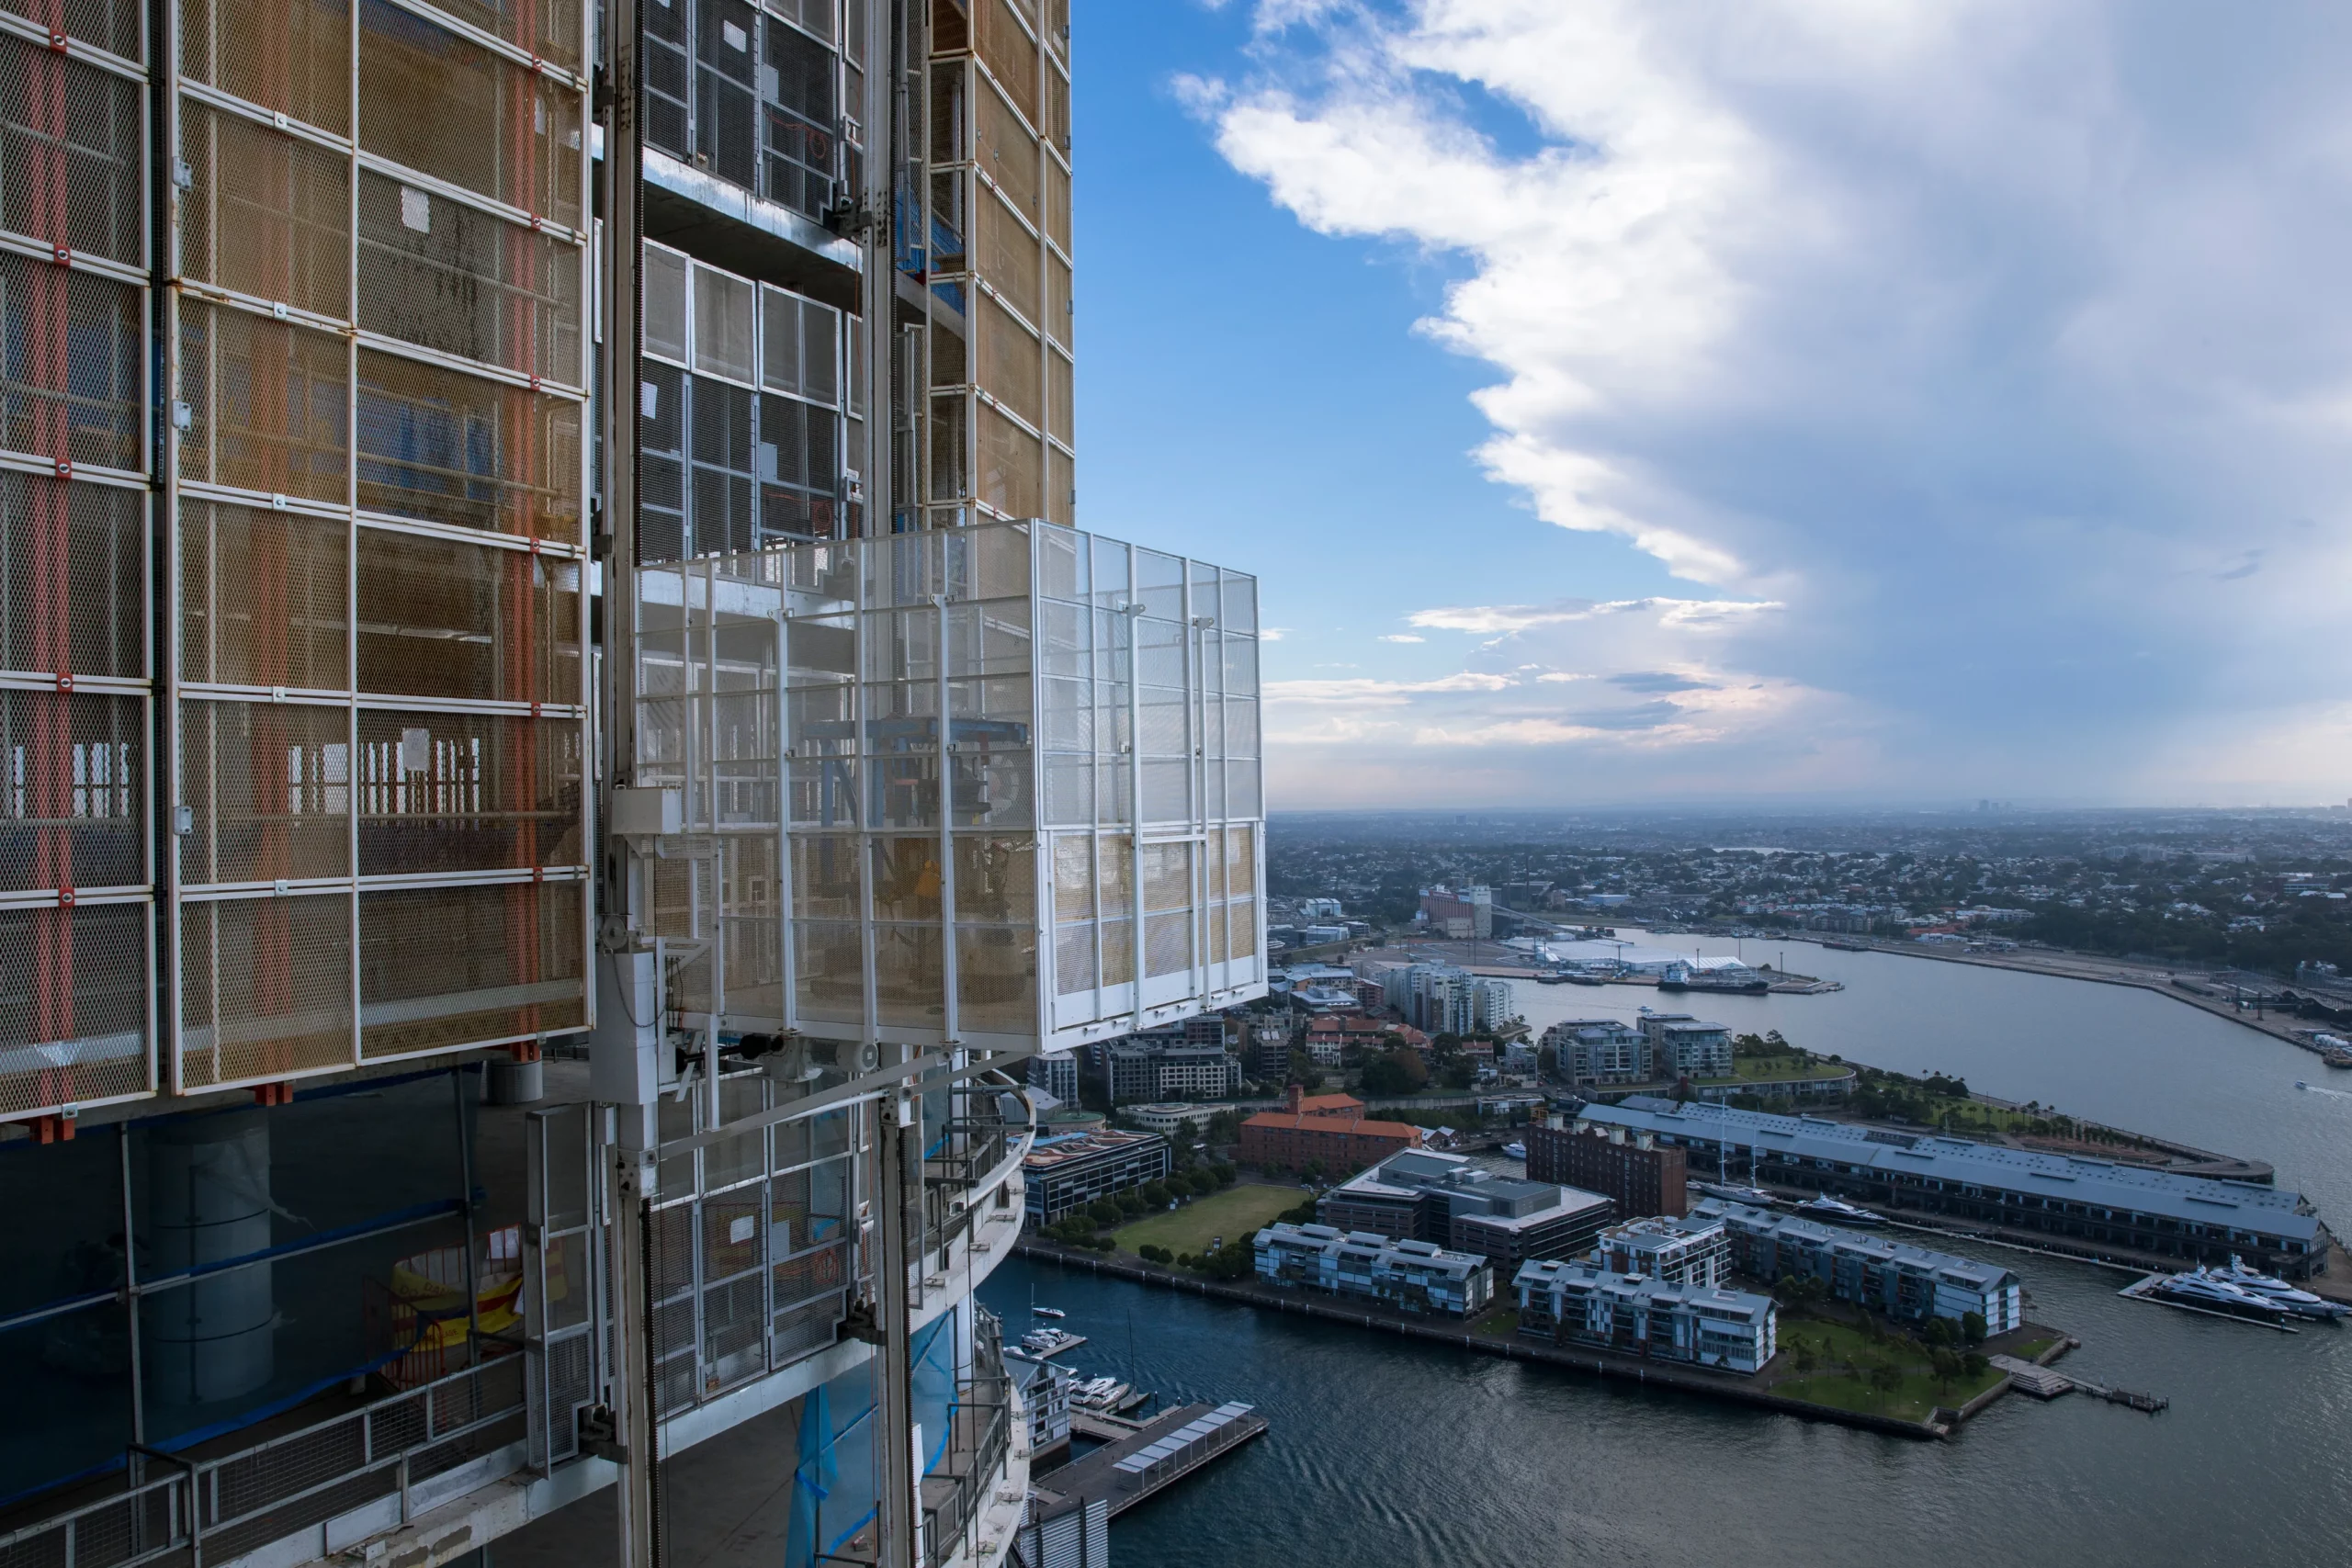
[0, 2, 1260, 1565]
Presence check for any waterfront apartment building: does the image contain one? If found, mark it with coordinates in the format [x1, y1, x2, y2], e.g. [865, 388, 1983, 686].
[1240, 1086, 1424, 1172]
[1255, 1222, 1494, 1315]
[1639, 1014, 1734, 1078]
[1543, 1018, 1652, 1085]
[1008, 1349, 1075, 1467]
[1692, 1200, 2024, 1332]
[1528, 1120, 1690, 1218]
[1514, 1260, 1778, 1375]
[1320, 1149, 1615, 1271]
[1585, 1099, 2332, 1278]
[1594, 1214, 1731, 1289]
[1023, 1128, 1174, 1223]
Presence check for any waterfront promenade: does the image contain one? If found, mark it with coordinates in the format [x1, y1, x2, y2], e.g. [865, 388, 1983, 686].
[1016, 1239, 2065, 1441]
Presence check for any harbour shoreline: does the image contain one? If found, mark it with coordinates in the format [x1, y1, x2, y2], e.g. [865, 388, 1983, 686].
[1017, 1240, 2066, 1443]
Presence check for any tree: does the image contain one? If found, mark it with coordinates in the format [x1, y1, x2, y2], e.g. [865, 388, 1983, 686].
[1929, 1348, 1963, 1392]
[1137, 1244, 1171, 1265]
[1087, 1198, 1121, 1228]
[1360, 1046, 1428, 1097]
[1211, 1162, 1238, 1187]
[1140, 1181, 1172, 1208]
[1962, 1351, 1989, 1381]
[1868, 1362, 1905, 1399]
[1115, 1191, 1147, 1217]
[1924, 1316, 1954, 1348]
[1536, 1043, 1559, 1078]
[1960, 1311, 1987, 1347]
[1792, 1339, 1818, 1374]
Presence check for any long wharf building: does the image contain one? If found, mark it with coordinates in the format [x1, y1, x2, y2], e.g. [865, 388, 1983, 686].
[1577, 1097, 2331, 1279]
[0, 4, 1263, 1567]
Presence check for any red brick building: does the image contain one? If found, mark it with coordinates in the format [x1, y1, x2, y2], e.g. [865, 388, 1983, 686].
[1526, 1121, 1688, 1218]
[1240, 1085, 1424, 1173]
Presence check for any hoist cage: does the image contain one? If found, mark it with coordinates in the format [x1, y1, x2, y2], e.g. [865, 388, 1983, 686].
[631, 516, 1264, 1055]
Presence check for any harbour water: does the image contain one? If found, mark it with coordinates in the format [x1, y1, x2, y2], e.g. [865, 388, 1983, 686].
[982, 937, 2352, 1566]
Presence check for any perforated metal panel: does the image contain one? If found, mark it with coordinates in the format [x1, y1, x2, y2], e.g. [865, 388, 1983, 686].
[177, 698, 352, 885]
[175, 892, 355, 1089]
[356, 171, 584, 385]
[9, 0, 145, 59]
[177, 499, 348, 689]
[0, 31, 145, 267]
[1, 472, 143, 680]
[176, 300, 349, 501]
[0, 899, 149, 1115]
[179, 0, 352, 135]
[177, 97, 351, 319]
[3, 252, 143, 473]
[356, 348, 582, 537]
[359, 880, 586, 1059]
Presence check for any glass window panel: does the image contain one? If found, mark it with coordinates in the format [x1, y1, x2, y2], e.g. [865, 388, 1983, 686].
[646, 244, 689, 363]
[694, 264, 757, 381]
[761, 282, 803, 393]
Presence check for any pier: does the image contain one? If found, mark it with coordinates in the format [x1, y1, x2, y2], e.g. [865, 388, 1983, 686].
[1030, 1400, 1268, 1520]
[1989, 1354, 2167, 1413]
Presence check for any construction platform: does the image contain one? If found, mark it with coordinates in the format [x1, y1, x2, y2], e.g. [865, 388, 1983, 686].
[1031, 1401, 1265, 1520]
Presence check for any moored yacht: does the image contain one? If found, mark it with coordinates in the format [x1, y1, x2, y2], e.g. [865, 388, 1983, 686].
[2152, 1271, 2290, 1321]
[2210, 1258, 2347, 1320]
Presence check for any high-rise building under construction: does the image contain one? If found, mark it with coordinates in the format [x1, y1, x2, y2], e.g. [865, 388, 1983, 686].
[0, 1, 1263, 1563]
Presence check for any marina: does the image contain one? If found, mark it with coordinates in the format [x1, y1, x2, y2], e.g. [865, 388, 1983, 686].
[1021, 1325, 1089, 1359]
[1029, 1400, 1270, 1523]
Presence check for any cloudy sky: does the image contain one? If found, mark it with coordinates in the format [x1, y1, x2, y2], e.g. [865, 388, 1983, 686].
[1076, 2, 2352, 809]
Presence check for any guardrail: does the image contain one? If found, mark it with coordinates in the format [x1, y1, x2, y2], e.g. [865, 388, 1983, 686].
[0, 1357, 526, 1568]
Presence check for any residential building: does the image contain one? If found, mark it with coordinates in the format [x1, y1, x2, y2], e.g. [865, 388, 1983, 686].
[1593, 1215, 1731, 1289]
[1030, 1050, 1081, 1106]
[1103, 1042, 1240, 1103]
[1319, 1150, 1615, 1270]
[1249, 1021, 1296, 1080]
[1528, 1120, 1690, 1218]
[1394, 964, 1515, 1035]
[1543, 1018, 1652, 1085]
[1305, 1013, 1393, 1063]
[1007, 1349, 1075, 1467]
[1583, 1098, 2333, 1278]
[1514, 1261, 1778, 1375]
[1636, 1013, 1733, 1078]
[1128, 1102, 1217, 1138]
[1693, 1200, 2024, 1331]
[1254, 1223, 1494, 1315]
[1024, 1129, 1175, 1224]
[1301, 924, 1351, 946]
[1240, 1085, 1424, 1172]
[1299, 898, 1345, 920]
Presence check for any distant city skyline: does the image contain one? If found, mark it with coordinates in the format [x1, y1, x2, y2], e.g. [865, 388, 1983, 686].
[1080, 3, 2352, 809]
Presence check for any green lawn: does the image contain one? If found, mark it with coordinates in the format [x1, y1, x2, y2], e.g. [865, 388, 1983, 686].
[1696, 1055, 1854, 1087]
[1114, 1183, 1304, 1258]
[1767, 1318, 2004, 1420]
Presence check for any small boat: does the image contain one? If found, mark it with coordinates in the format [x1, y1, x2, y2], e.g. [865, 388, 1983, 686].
[2327, 1050, 2352, 1069]
[2298, 1081, 2311, 1091]
[1501, 1141, 1528, 1160]
[1032, 1306, 1067, 1319]
[1797, 1194, 1881, 1226]
[1021, 1326, 1088, 1357]
[1070, 1377, 1131, 1410]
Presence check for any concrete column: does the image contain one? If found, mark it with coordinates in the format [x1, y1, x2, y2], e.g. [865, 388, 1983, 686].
[144, 1112, 277, 1405]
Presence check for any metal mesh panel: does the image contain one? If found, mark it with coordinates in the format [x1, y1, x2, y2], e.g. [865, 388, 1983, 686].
[177, 498, 348, 689]
[179, 0, 352, 136]
[178, 698, 352, 884]
[1145, 909, 1189, 977]
[975, 402, 1039, 519]
[0, 471, 143, 680]
[1044, 141, 1069, 253]
[973, 187, 1039, 326]
[975, 292, 1040, 430]
[433, 0, 583, 72]
[974, 0, 1037, 124]
[1045, 248, 1069, 352]
[178, 96, 353, 321]
[354, 527, 582, 703]
[356, 169, 584, 386]
[0, 33, 144, 267]
[1046, 348, 1070, 443]
[974, 75, 1037, 223]
[0, 898, 148, 1113]
[356, 348, 582, 538]
[1046, 440, 1071, 525]
[175, 891, 353, 1087]
[358, 0, 583, 230]
[358, 878, 584, 1057]
[0, 687, 143, 890]
[176, 299, 349, 502]
[355, 709, 583, 875]
[9, 0, 145, 59]
[4, 252, 141, 471]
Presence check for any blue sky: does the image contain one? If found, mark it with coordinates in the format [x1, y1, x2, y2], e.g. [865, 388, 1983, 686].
[1069, 2, 2352, 810]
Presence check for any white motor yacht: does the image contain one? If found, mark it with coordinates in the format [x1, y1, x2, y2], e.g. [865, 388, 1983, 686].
[2211, 1258, 2346, 1320]
[1797, 1194, 1882, 1226]
[2154, 1271, 2290, 1319]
